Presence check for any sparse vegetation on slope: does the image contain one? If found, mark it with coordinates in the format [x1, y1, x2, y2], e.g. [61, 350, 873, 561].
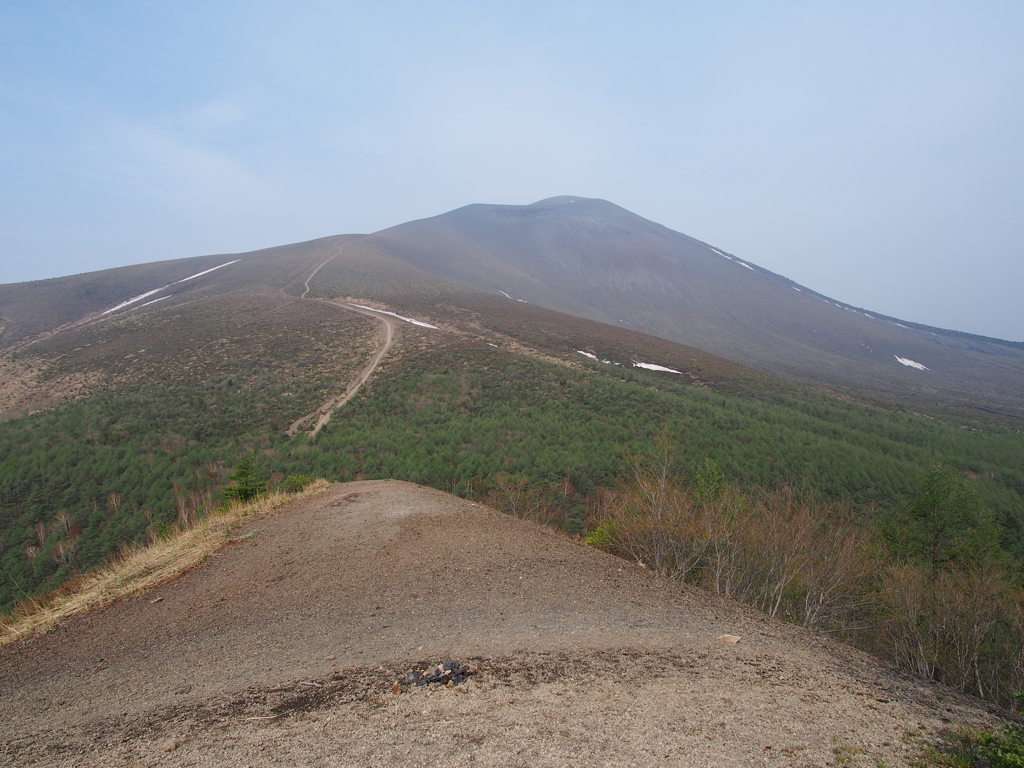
[0, 479, 328, 646]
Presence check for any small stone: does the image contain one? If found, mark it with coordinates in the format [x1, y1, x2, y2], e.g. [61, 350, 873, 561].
[392, 683, 402, 695]
[326, 655, 336, 661]
[160, 739, 177, 752]
[717, 634, 742, 643]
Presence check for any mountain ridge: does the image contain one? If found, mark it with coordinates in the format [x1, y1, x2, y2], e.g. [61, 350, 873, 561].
[1, 195, 1021, 421]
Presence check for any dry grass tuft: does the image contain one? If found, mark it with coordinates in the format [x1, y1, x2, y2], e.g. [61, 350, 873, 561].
[0, 479, 330, 647]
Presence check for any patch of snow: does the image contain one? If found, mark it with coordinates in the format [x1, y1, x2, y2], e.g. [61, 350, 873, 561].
[574, 350, 621, 366]
[863, 314, 874, 319]
[895, 356, 929, 371]
[101, 259, 241, 315]
[737, 261, 754, 271]
[711, 248, 733, 260]
[633, 361, 683, 374]
[102, 288, 166, 315]
[140, 296, 169, 307]
[175, 259, 240, 283]
[792, 286, 802, 292]
[345, 303, 439, 329]
[487, 343, 499, 348]
[894, 323, 909, 329]
[499, 290, 513, 299]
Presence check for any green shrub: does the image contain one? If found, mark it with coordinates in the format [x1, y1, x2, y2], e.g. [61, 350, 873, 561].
[979, 719, 1024, 768]
[583, 520, 617, 550]
[222, 453, 269, 503]
[279, 475, 314, 494]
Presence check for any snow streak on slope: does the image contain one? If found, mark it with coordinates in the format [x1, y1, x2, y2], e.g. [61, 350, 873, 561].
[345, 303, 438, 329]
[895, 356, 929, 371]
[102, 260, 241, 315]
[633, 361, 683, 374]
[175, 260, 241, 283]
[575, 350, 681, 374]
[102, 289, 165, 315]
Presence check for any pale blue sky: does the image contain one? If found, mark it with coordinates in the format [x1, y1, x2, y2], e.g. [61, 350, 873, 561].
[2, 1, 1022, 340]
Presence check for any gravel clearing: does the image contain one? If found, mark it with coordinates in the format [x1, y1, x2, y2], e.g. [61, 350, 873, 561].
[1, 481, 1009, 766]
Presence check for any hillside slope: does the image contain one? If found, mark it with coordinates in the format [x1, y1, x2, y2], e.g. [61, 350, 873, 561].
[1, 481, 1007, 767]
[357, 196, 1024, 417]
[2, 196, 1021, 419]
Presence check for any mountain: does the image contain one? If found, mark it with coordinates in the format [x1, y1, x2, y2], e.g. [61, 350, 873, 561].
[2, 195, 1020, 418]
[340, 195, 1024, 419]
[2, 198, 1024, 743]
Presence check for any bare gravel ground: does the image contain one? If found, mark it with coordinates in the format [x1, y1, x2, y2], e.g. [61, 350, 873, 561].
[0, 481, 1009, 767]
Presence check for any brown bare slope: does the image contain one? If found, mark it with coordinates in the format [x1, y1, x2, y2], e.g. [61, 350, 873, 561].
[354, 196, 1024, 418]
[1, 482, 1007, 767]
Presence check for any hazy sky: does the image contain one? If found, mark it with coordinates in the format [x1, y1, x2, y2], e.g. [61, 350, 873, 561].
[2, 1, 1022, 340]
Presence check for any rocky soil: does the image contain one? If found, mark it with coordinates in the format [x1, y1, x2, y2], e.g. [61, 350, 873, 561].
[0, 481, 1010, 766]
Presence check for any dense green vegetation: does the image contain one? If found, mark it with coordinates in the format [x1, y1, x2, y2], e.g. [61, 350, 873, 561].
[3, 333, 1024, 714]
[2, 340, 1023, 617]
[290, 346, 1024, 544]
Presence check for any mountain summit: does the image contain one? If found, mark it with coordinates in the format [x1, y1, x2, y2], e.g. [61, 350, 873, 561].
[338, 196, 1024, 416]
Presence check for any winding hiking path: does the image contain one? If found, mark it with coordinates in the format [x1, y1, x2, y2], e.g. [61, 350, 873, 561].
[286, 301, 398, 438]
[287, 245, 402, 438]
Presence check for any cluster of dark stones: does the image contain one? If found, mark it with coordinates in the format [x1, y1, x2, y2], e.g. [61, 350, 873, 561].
[405, 660, 474, 688]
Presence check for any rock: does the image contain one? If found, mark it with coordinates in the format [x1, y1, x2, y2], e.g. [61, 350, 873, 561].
[160, 739, 177, 752]
[717, 634, 742, 643]
[404, 659, 475, 688]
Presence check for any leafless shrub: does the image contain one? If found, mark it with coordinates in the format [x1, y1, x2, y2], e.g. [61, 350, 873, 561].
[601, 465, 877, 630]
[879, 559, 1021, 704]
[487, 473, 561, 525]
[175, 488, 213, 528]
[54, 510, 74, 538]
[50, 535, 78, 565]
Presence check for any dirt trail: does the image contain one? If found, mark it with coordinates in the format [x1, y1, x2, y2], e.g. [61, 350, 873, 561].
[286, 301, 398, 438]
[288, 242, 399, 438]
[0, 481, 1008, 767]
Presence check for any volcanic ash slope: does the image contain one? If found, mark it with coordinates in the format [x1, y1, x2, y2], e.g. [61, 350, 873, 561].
[0, 481, 1005, 767]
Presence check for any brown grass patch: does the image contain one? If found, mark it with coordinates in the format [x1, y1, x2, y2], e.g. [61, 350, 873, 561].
[0, 480, 330, 646]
